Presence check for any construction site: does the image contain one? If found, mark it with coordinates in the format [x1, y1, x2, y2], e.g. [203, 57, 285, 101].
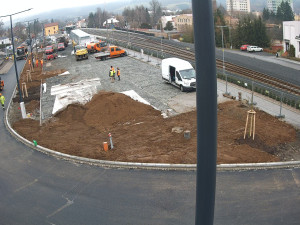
[4, 44, 300, 165]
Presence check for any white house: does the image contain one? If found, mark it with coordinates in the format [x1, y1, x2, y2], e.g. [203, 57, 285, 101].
[283, 21, 300, 58]
[0, 37, 11, 45]
[103, 18, 119, 27]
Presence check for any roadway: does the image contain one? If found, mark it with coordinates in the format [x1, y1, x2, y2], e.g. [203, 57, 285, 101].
[0, 57, 300, 224]
[215, 48, 300, 87]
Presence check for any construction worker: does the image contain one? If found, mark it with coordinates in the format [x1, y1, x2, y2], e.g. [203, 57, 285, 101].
[0, 93, 5, 110]
[28, 58, 31, 69]
[72, 40, 77, 53]
[40, 59, 43, 69]
[111, 66, 116, 80]
[117, 67, 121, 81]
[36, 58, 39, 68]
[109, 67, 114, 83]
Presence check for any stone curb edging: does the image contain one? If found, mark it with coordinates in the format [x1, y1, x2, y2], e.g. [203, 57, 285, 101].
[4, 65, 300, 171]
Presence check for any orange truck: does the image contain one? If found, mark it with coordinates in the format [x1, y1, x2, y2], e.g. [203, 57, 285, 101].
[94, 45, 127, 61]
[86, 41, 107, 53]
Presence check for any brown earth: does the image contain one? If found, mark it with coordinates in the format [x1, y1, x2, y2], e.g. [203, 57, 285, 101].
[10, 57, 299, 164]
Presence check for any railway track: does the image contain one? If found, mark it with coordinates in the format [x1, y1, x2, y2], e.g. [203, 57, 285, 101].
[82, 28, 300, 96]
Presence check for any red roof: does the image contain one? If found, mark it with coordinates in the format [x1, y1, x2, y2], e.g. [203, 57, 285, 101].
[44, 22, 59, 28]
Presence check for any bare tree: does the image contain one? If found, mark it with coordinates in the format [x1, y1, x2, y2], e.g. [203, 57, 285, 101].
[0, 19, 4, 36]
[149, 0, 162, 27]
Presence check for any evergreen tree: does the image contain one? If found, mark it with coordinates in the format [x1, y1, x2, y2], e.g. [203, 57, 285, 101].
[164, 21, 174, 31]
[262, 8, 270, 21]
[277, 1, 294, 21]
[233, 16, 270, 48]
[87, 13, 96, 28]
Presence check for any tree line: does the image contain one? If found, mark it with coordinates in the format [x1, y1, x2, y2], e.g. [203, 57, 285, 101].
[87, 0, 162, 29]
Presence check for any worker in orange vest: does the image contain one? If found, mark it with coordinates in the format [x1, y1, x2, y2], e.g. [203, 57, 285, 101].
[117, 67, 121, 81]
[40, 59, 43, 69]
[36, 58, 39, 68]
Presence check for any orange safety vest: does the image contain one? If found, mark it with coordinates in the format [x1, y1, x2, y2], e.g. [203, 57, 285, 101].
[117, 70, 120, 76]
[0, 80, 4, 87]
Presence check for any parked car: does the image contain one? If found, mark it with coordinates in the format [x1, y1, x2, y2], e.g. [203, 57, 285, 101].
[58, 43, 65, 51]
[240, 44, 249, 51]
[247, 46, 263, 52]
[45, 45, 56, 55]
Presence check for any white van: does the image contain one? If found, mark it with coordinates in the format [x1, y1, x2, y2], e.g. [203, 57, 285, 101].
[161, 58, 196, 91]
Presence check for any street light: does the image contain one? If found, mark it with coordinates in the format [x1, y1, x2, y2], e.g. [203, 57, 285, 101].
[216, 25, 229, 95]
[0, 8, 32, 119]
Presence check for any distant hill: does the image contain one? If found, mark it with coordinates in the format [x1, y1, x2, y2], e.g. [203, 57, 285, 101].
[21, 0, 191, 24]
[13, 0, 300, 25]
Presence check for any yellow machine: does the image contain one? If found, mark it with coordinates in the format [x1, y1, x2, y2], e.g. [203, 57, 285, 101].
[75, 45, 88, 61]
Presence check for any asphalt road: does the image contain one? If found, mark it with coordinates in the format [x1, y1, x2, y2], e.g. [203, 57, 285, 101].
[215, 48, 300, 86]
[0, 56, 300, 224]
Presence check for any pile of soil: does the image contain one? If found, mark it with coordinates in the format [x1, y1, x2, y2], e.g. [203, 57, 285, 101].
[12, 91, 297, 164]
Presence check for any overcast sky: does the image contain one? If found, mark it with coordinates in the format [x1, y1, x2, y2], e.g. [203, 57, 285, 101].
[1, 0, 115, 21]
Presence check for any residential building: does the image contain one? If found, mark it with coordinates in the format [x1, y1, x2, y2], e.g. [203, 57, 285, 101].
[103, 18, 119, 28]
[283, 21, 300, 58]
[267, 0, 294, 14]
[0, 37, 11, 45]
[77, 19, 87, 28]
[175, 14, 193, 32]
[44, 22, 59, 36]
[226, 0, 251, 13]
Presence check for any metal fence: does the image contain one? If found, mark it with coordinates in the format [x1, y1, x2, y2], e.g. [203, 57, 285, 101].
[217, 68, 300, 116]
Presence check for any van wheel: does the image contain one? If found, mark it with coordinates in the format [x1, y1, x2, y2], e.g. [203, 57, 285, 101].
[180, 85, 185, 92]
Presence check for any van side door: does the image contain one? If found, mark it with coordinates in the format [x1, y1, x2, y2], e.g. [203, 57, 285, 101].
[175, 71, 182, 85]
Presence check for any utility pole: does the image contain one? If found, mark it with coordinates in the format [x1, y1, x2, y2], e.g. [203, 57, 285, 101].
[192, 0, 217, 224]
[0, 8, 32, 119]
[216, 25, 229, 95]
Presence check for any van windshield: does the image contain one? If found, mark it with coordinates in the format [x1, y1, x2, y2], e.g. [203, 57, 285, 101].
[179, 69, 196, 79]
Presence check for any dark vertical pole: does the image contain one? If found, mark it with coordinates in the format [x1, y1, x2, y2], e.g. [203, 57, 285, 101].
[192, 0, 217, 225]
[10, 15, 23, 102]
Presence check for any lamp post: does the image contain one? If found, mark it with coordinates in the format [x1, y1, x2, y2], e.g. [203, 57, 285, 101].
[1, 8, 32, 119]
[216, 25, 229, 95]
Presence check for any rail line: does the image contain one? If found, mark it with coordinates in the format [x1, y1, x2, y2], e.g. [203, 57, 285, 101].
[82, 28, 300, 96]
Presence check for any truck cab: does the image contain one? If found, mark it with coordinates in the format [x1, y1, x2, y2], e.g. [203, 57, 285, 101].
[45, 45, 58, 60]
[108, 46, 127, 57]
[162, 58, 196, 92]
[87, 41, 107, 53]
[16, 46, 26, 60]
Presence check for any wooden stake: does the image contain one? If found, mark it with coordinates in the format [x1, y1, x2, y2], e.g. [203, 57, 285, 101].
[21, 82, 28, 98]
[244, 109, 256, 140]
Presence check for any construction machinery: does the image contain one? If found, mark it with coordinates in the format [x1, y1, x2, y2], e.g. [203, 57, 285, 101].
[16, 46, 27, 60]
[75, 45, 88, 61]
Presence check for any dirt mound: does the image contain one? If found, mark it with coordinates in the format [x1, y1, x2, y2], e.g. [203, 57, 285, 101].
[12, 92, 298, 164]
[83, 92, 162, 130]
